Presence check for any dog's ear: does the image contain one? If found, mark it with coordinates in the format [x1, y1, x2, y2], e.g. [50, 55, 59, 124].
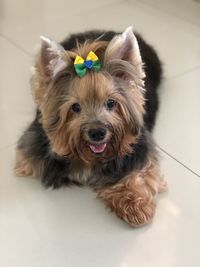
[38, 36, 68, 80]
[104, 27, 144, 78]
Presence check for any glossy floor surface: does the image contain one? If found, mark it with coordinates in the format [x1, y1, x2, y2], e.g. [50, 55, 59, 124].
[0, 0, 200, 266]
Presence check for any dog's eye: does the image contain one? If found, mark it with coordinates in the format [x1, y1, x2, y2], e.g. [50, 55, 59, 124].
[106, 99, 117, 111]
[71, 103, 81, 113]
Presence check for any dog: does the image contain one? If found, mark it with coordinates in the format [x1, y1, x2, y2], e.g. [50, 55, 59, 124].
[14, 27, 166, 227]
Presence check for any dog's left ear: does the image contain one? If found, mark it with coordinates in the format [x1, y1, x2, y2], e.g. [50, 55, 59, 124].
[104, 27, 144, 78]
[38, 36, 68, 80]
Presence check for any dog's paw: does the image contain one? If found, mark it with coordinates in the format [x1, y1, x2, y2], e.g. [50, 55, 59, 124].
[120, 197, 156, 227]
[97, 187, 156, 227]
[14, 161, 33, 177]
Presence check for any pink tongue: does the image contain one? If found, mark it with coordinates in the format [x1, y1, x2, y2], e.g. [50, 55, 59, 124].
[89, 143, 107, 153]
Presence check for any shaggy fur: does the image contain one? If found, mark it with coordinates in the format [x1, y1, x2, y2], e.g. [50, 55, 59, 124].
[15, 28, 166, 227]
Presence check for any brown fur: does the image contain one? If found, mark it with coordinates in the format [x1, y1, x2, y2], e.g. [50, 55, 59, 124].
[96, 155, 166, 227]
[46, 71, 141, 161]
[33, 64, 144, 159]
[31, 41, 145, 162]
[15, 149, 34, 177]
[15, 29, 166, 227]
[14, 148, 44, 178]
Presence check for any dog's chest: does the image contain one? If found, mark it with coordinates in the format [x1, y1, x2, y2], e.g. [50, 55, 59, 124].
[68, 160, 93, 184]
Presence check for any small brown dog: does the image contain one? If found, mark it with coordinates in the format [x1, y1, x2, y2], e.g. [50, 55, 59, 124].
[15, 27, 166, 227]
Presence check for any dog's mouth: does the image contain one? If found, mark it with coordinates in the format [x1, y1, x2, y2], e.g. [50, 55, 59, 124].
[88, 142, 107, 154]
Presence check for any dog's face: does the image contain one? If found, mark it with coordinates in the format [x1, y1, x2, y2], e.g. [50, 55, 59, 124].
[32, 27, 145, 162]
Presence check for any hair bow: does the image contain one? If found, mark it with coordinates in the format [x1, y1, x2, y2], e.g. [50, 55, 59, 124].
[74, 51, 101, 78]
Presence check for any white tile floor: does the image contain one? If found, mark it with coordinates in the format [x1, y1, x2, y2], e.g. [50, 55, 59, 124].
[0, 0, 200, 266]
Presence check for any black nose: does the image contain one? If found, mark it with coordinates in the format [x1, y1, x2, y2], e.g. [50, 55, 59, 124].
[88, 128, 106, 142]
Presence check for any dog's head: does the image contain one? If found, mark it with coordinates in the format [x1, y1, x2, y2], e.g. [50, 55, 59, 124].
[32, 27, 145, 162]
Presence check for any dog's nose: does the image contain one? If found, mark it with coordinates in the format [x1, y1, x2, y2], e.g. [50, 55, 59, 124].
[88, 128, 106, 142]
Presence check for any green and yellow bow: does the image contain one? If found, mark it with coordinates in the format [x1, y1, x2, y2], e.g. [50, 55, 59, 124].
[74, 51, 101, 78]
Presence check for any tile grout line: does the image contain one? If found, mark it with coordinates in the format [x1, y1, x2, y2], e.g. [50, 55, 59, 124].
[138, 0, 200, 29]
[0, 142, 17, 151]
[1, 31, 200, 81]
[167, 65, 200, 80]
[157, 145, 200, 178]
[0, 0, 122, 59]
[0, 1, 199, 57]
[0, 33, 32, 57]
[3, 143, 200, 178]
[76, 0, 125, 15]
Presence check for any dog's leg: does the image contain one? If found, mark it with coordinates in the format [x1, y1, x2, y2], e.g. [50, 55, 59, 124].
[14, 146, 71, 188]
[14, 148, 34, 177]
[14, 147, 44, 178]
[96, 158, 167, 227]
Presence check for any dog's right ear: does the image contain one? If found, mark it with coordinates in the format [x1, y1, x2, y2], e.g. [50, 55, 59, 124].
[37, 36, 68, 80]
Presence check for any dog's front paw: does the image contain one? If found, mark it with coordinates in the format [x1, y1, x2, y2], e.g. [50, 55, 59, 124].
[14, 149, 33, 177]
[111, 194, 155, 227]
[14, 162, 33, 177]
[97, 184, 156, 227]
[117, 196, 156, 227]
